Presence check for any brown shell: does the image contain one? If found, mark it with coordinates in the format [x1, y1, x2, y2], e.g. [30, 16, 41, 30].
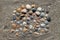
[40, 29, 45, 33]
[31, 4, 36, 8]
[16, 17, 20, 20]
[15, 32, 19, 36]
[16, 8, 21, 13]
[23, 28, 28, 32]
[20, 5, 25, 9]
[12, 23, 17, 29]
[17, 25, 20, 28]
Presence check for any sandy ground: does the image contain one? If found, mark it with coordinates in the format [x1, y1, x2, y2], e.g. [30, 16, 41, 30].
[0, 0, 60, 40]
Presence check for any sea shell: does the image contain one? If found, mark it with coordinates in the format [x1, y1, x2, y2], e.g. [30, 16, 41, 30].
[37, 7, 42, 11]
[26, 4, 31, 9]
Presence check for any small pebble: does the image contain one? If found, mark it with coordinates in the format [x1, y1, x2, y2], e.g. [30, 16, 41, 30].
[46, 17, 51, 22]
[44, 20, 49, 25]
[32, 8, 36, 13]
[15, 12, 20, 17]
[40, 12, 45, 18]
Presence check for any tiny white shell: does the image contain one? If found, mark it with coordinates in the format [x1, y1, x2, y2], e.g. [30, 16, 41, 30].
[40, 23, 45, 27]
[38, 27, 41, 31]
[19, 28, 23, 31]
[37, 7, 42, 11]
[12, 14, 16, 16]
[45, 14, 48, 17]
[33, 20, 36, 22]
[35, 11, 40, 15]
[15, 29, 19, 32]
[26, 4, 31, 9]
[23, 22, 26, 25]
[21, 9, 27, 13]
[13, 10, 16, 13]
[29, 25, 33, 29]
[44, 28, 48, 31]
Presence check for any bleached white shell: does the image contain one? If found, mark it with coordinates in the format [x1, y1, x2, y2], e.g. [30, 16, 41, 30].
[37, 7, 42, 11]
[19, 28, 23, 31]
[40, 23, 45, 27]
[21, 9, 27, 12]
[26, 4, 31, 9]
[35, 11, 40, 15]
[23, 22, 27, 25]
[29, 25, 34, 29]
[13, 10, 16, 13]
[15, 29, 19, 32]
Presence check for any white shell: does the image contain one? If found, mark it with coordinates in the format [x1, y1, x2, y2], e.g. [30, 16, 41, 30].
[19, 28, 23, 31]
[23, 22, 27, 25]
[38, 27, 41, 30]
[26, 4, 31, 9]
[21, 9, 27, 12]
[33, 20, 36, 22]
[45, 14, 48, 17]
[12, 14, 16, 16]
[13, 10, 16, 13]
[15, 29, 19, 32]
[16, 21, 20, 24]
[44, 28, 48, 31]
[29, 25, 34, 29]
[40, 23, 45, 27]
[35, 11, 40, 15]
[37, 7, 42, 11]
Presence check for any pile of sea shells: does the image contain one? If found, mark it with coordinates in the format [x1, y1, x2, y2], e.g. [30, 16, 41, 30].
[10, 4, 51, 36]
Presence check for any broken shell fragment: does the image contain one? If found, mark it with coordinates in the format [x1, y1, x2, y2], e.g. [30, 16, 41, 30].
[32, 8, 36, 13]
